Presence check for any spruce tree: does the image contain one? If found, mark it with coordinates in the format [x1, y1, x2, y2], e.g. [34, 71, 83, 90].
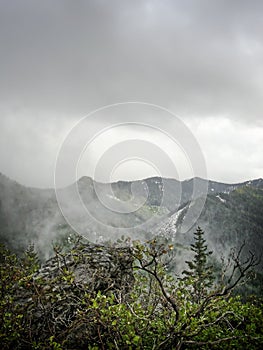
[183, 227, 214, 303]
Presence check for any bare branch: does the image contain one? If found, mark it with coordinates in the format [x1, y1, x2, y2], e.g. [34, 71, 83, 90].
[133, 245, 180, 323]
[184, 336, 239, 346]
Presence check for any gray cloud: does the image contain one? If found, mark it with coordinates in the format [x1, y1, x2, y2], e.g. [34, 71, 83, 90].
[0, 0, 262, 186]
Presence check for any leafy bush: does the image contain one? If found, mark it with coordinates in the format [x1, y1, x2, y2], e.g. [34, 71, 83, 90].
[0, 229, 262, 349]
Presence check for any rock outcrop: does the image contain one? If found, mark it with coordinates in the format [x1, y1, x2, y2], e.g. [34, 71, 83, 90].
[15, 241, 134, 348]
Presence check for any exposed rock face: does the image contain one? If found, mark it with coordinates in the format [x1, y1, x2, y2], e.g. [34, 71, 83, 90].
[36, 241, 134, 292]
[15, 241, 134, 348]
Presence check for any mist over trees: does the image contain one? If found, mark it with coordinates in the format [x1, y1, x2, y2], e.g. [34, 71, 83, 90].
[0, 174, 262, 348]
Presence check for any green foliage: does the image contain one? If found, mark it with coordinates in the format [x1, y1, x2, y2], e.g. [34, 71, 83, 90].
[0, 243, 40, 349]
[182, 226, 214, 303]
[0, 231, 262, 349]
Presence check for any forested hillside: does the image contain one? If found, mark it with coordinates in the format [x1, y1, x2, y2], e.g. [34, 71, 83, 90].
[0, 172, 262, 262]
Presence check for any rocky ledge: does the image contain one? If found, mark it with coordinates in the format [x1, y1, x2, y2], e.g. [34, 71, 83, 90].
[14, 241, 134, 348]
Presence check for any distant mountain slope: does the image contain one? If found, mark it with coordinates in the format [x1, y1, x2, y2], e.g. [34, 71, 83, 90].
[201, 185, 263, 252]
[161, 183, 263, 271]
[0, 172, 262, 261]
[0, 173, 61, 258]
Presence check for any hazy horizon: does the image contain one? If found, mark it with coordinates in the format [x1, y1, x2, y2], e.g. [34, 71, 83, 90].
[0, 1, 262, 187]
[1, 169, 262, 190]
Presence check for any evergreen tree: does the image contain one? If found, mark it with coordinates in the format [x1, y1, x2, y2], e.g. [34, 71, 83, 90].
[183, 226, 214, 303]
[20, 244, 40, 274]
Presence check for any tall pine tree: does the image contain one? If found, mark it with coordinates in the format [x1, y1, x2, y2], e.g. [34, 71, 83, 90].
[183, 227, 214, 303]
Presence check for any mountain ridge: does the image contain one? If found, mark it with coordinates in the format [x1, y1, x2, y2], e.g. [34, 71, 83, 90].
[2, 171, 262, 190]
[0, 171, 262, 263]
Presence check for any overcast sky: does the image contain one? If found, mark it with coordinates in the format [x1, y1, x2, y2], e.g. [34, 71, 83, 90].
[0, 0, 262, 188]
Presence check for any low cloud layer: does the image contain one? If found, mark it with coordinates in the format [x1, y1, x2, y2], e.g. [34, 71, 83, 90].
[0, 0, 262, 187]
